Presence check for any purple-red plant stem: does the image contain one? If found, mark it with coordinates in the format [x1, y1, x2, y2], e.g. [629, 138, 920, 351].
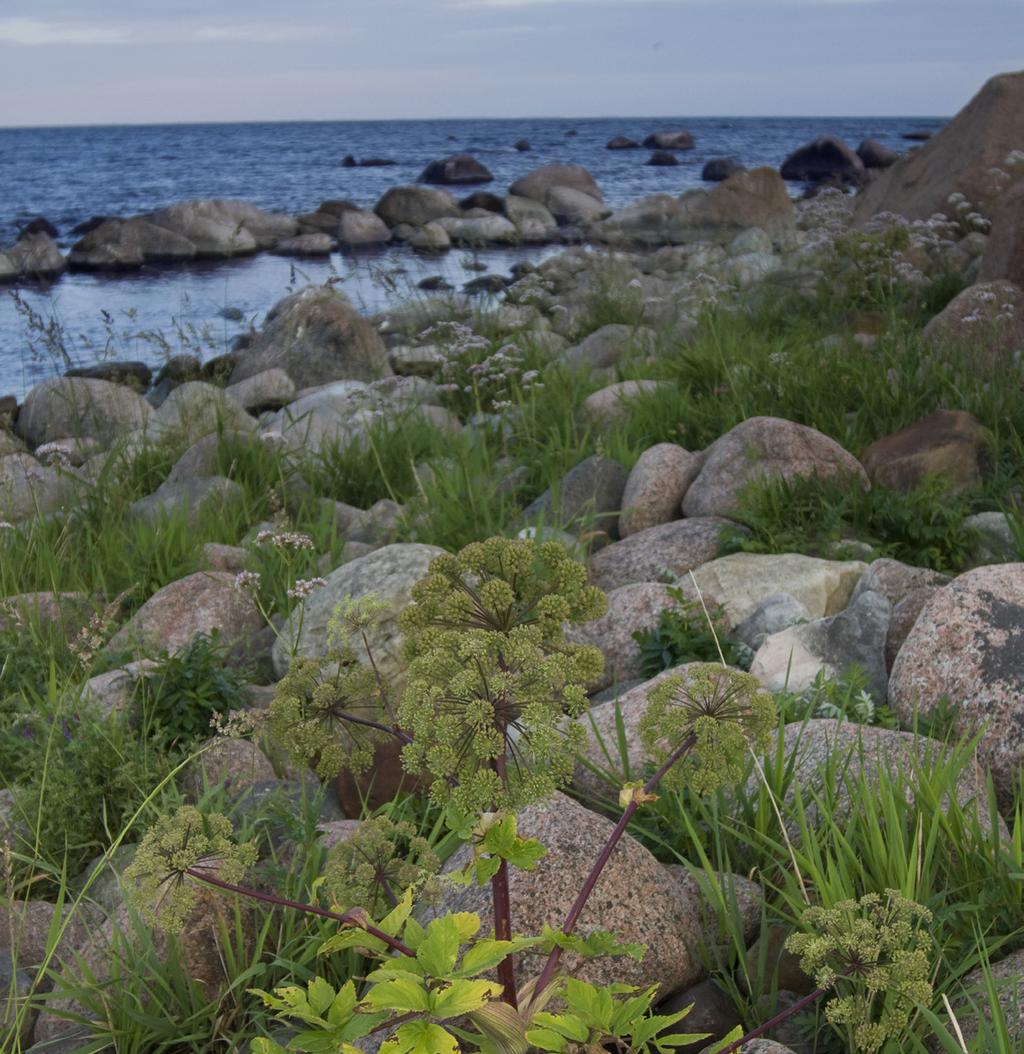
[531, 733, 697, 999]
[185, 868, 416, 957]
[491, 740, 519, 1010]
[715, 983, 833, 1054]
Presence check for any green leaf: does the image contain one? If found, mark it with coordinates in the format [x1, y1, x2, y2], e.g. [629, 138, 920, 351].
[416, 915, 463, 976]
[456, 936, 541, 978]
[431, 979, 503, 1019]
[318, 927, 386, 958]
[504, 837, 546, 871]
[704, 1025, 744, 1053]
[474, 854, 503, 885]
[379, 887, 416, 938]
[381, 1020, 458, 1054]
[540, 925, 646, 961]
[530, 1012, 589, 1042]
[524, 1027, 571, 1052]
[326, 981, 359, 1026]
[250, 1041, 288, 1054]
[307, 976, 336, 1017]
[364, 976, 432, 1014]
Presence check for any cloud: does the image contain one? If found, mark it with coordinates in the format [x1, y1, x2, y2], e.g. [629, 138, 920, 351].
[0, 17, 132, 45]
[0, 16, 336, 47]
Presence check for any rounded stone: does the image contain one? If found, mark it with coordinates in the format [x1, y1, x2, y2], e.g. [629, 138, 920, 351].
[620, 444, 704, 537]
[889, 563, 1024, 811]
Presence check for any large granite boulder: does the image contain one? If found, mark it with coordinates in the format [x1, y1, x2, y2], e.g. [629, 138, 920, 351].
[108, 571, 264, 657]
[677, 552, 867, 626]
[229, 286, 391, 389]
[0, 232, 66, 280]
[0, 452, 74, 522]
[854, 71, 1024, 223]
[509, 163, 602, 206]
[431, 792, 707, 996]
[859, 409, 989, 494]
[419, 154, 494, 185]
[889, 564, 1024, 811]
[780, 136, 864, 184]
[921, 279, 1024, 368]
[16, 377, 152, 447]
[587, 518, 733, 592]
[147, 198, 298, 253]
[749, 590, 891, 702]
[518, 455, 629, 544]
[980, 180, 1024, 288]
[336, 209, 391, 247]
[148, 382, 256, 443]
[374, 186, 460, 228]
[562, 324, 657, 371]
[271, 543, 445, 683]
[68, 218, 197, 269]
[594, 168, 795, 247]
[681, 416, 868, 519]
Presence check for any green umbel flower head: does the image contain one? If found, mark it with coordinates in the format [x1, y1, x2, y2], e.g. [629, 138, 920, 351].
[397, 538, 606, 813]
[786, 890, 934, 1054]
[268, 651, 387, 780]
[322, 815, 440, 919]
[124, 806, 257, 933]
[639, 664, 776, 794]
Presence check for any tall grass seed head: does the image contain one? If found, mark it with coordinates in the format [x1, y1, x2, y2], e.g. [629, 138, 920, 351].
[639, 664, 776, 794]
[124, 806, 257, 933]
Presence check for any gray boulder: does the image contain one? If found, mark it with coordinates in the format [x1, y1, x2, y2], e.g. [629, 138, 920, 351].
[68, 218, 197, 269]
[229, 286, 392, 389]
[519, 454, 629, 544]
[0, 453, 74, 522]
[16, 376, 152, 447]
[562, 324, 657, 371]
[374, 186, 460, 228]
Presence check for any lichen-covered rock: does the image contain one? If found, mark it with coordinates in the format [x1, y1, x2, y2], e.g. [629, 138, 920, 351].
[271, 543, 446, 683]
[108, 571, 264, 657]
[620, 444, 703, 538]
[849, 557, 951, 607]
[15, 377, 152, 447]
[885, 586, 939, 671]
[229, 286, 392, 389]
[681, 416, 868, 519]
[749, 590, 891, 701]
[430, 792, 706, 996]
[889, 563, 1024, 810]
[677, 552, 867, 626]
[587, 518, 733, 592]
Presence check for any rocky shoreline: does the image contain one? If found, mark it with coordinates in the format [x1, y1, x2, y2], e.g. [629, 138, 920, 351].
[0, 71, 1023, 1054]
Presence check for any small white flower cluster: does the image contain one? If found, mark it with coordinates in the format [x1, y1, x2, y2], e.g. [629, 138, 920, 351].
[0, 521, 14, 532]
[506, 272, 557, 306]
[233, 570, 262, 593]
[35, 442, 73, 469]
[287, 577, 328, 601]
[254, 529, 315, 551]
[431, 329, 543, 411]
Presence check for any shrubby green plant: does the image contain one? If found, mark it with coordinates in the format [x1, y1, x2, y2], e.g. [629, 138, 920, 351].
[774, 667, 896, 728]
[632, 589, 753, 677]
[130, 632, 251, 749]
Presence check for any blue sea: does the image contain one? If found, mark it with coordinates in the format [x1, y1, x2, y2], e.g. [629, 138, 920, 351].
[0, 116, 944, 398]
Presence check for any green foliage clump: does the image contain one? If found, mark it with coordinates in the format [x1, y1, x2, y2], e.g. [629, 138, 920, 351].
[640, 664, 776, 794]
[322, 815, 440, 919]
[775, 667, 896, 728]
[632, 588, 753, 676]
[723, 472, 980, 573]
[130, 632, 250, 749]
[785, 890, 934, 1054]
[398, 538, 606, 814]
[124, 805, 257, 932]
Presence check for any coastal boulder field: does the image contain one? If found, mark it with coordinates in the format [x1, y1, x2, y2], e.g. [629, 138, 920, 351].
[2, 69, 1024, 1054]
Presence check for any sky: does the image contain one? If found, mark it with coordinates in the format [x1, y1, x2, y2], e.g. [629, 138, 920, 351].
[0, 1, 1021, 126]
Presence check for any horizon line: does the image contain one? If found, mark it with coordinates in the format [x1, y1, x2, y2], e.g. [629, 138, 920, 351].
[0, 113, 949, 132]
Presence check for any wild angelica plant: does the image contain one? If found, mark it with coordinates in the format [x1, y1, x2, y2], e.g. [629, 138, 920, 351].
[127, 537, 936, 1054]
